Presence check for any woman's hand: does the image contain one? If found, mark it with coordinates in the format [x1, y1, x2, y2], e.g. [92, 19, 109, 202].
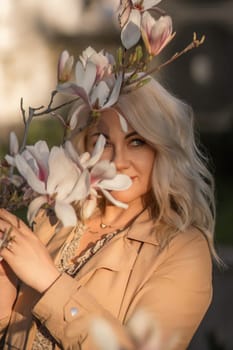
[0, 209, 60, 293]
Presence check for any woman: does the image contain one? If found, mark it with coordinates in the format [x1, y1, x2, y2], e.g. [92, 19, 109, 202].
[0, 78, 218, 349]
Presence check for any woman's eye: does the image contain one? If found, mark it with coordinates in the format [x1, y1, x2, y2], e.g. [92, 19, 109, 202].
[104, 141, 112, 148]
[130, 138, 145, 146]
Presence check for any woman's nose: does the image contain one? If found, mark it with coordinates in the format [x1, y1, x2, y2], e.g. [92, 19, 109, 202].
[112, 148, 130, 170]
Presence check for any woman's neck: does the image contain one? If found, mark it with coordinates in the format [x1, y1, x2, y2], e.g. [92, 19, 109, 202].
[101, 199, 145, 228]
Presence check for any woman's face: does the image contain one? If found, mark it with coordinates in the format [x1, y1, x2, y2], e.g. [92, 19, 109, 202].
[86, 109, 156, 207]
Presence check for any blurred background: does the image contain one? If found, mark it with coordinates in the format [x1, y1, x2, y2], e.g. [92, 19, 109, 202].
[0, 0, 232, 348]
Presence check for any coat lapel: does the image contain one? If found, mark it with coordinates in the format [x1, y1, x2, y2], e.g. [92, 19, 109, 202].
[35, 209, 159, 288]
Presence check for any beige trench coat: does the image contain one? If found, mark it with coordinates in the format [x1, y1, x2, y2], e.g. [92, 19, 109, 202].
[0, 210, 212, 350]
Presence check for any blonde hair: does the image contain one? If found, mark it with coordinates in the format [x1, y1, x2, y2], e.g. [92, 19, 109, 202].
[116, 78, 220, 261]
[72, 78, 219, 262]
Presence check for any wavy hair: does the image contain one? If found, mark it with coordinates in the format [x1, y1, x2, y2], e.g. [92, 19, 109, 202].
[72, 78, 219, 262]
[115, 78, 219, 261]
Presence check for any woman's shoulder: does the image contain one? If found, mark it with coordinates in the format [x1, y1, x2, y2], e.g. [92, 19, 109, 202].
[161, 226, 212, 267]
[170, 225, 210, 252]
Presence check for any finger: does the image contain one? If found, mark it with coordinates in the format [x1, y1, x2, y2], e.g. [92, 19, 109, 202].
[0, 219, 13, 233]
[0, 241, 15, 260]
[0, 209, 31, 234]
[0, 220, 19, 242]
[0, 209, 23, 229]
[0, 222, 20, 253]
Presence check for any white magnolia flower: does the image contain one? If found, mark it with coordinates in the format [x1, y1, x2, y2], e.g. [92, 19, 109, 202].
[119, 0, 162, 49]
[80, 47, 114, 82]
[57, 48, 122, 112]
[90, 160, 131, 209]
[65, 135, 132, 218]
[13, 141, 90, 226]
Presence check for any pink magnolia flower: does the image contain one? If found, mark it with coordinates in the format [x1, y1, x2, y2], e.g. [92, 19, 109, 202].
[79, 47, 114, 82]
[13, 141, 90, 226]
[57, 50, 74, 83]
[141, 12, 175, 56]
[119, 0, 162, 49]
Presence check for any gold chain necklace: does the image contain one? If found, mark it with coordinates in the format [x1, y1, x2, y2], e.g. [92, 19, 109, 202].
[91, 207, 147, 233]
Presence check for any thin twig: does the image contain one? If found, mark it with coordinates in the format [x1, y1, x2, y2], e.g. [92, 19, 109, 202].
[20, 98, 26, 125]
[126, 33, 205, 88]
[18, 91, 80, 152]
[33, 97, 79, 117]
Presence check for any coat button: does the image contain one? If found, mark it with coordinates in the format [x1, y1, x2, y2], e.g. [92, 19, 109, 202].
[70, 307, 78, 317]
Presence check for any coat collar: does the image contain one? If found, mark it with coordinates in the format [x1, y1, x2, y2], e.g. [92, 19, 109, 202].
[126, 209, 159, 246]
[34, 209, 159, 287]
[35, 208, 159, 247]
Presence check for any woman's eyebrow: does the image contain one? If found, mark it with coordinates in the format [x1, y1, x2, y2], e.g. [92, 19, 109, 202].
[90, 132, 109, 139]
[125, 131, 138, 139]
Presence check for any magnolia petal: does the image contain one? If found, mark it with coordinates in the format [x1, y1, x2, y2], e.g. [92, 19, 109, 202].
[80, 46, 97, 66]
[64, 56, 74, 79]
[106, 52, 115, 66]
[58, 50, 69, 79]
[98, 174, 132, 191]
[119, 0, 131, 28]
[141, 12, 174, 56]
[150, 16, 173, 53]
[20, 149, 41, 177]
[26, 141, 50, 181]
[143, 0, 162, 10]
[80, 152, 91, 167]
[5, 154, 16, 167]
[69, 104, 89, 131]
[57, 82, 90, 105]
[54, 200, 77, 227]
[85, 134, 106, 168]
[15, 154, 46, 194]
[91, 161, 116, 183]
[152, 16, 174, 55]
[118, 112, 128, 132]
[121, 9, 141, 49]
[26, 140, 49, 158]
[81, 196, 97, 220]
[99, 188, 128, 209]
[90, 81, 110, 108]
[75, 60, 96, 94]
[103, 73, 123, 108]
[141, 11, 155, 54]
[64, 169, 90, 203]
[47, 147, 80, 200]
[27, 195, 47, 225]
[57, 50, 74, 82]
[84, 49, 111, 82]
[64, 141, 83, 170]
[9, 131, 19, 155]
